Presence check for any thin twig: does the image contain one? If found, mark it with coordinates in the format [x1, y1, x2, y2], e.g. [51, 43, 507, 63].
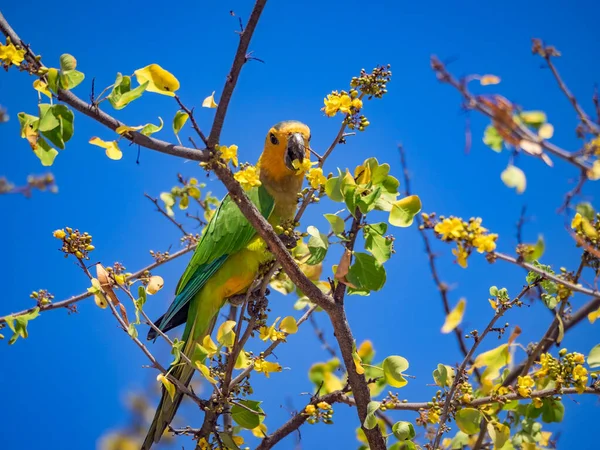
[432, 285, 532, 448]
[541, 50, 600, 134]
[398, 145, 481, 382]
[309, 314, 338, 358]
[174, 95, 209, 146]
[144, 193, 189, 236]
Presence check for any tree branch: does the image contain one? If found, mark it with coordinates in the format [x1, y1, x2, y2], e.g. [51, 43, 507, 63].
[206, 0, 268, 148]
[0, 244, 195, 324]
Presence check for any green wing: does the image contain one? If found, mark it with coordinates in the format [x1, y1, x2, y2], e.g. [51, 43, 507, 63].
[154, 184, 274, 335]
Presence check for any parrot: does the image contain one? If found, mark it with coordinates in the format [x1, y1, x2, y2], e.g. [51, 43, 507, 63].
[141, 120, 311, 449]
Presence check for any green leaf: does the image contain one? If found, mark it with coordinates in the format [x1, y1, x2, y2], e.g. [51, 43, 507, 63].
[346, 252, 386, 293]
[4, 308, 40, 345]
[389, 195, 422, 227]
[576, 202, 595, 221]
[139, 117, 163, 137]
[501, 165, 526, 194]
[324, 169, 344, 202]
[231, 400, 265, 429]
[541, 398, 564, 423]
[382, 355, 409, 388]
[324, 213, 345, 236]
[59, 54, 77, 71]
[357, 186, 382, 214]
[38, 104, 74, 150]
[455, 408, 482, 434]
[343, 184, 358, 216]
[306, 226, 328, 265]
[173, 110, 189, 137]
[524, 235, 545, 263]
[487, 422, 510, 449]
[483, 125, 503, 152]
[587, 343, 600, 368]
[363, 401, 381, 430]
[127, 323, 138, 338]
[46, 68, 60, 93]
[450, 431, 469, 449]
[364, 226, 392, 264]
[388, 442, 416, 450]
[392, 421, 415, 440]
[108, 73, 148, 110]
[171, 338, 185, 366]
[34, 137, 59, 166]
[367, 222, 387, 235]
[60, 69, 85, 90]
[38, 104, 59, 132]
[218, 432, 241, 450]
[433, 364, 455, 388]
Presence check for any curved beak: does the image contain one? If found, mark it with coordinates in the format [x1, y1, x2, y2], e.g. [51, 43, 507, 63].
[284, 133, 306, 171]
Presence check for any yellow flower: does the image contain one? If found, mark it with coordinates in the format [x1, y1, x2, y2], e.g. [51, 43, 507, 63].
[323, 94, 341, 117]
[317, 401, 331, 410]
[217, 144, 238, 167]
[571, 212, 582, 230]
[0, 40, 26, 66]
[467, 218, 487, 233]
[53, 229, 66, 239]
[517, 375, 535, 397]
[427, 410, 440, 424]
[351, 98, 363, 110]
[472, 233, 498, 253]
[434, 217, 464, 240]
[572, 364, 588, 393]
[573, 353, 585, 364]
[305, 404, 316, 415]
[536, 353, 551, 378]
[234, 165, 261, 190]
[307, 167, 327, 189]
[452, 244, 468, 268]
[339, 94, 352, 114]
[532, 397, 543, 408]
[292, 158, 314, 173]
[253, 358, 282, 378]
[258, 325, 286, 342]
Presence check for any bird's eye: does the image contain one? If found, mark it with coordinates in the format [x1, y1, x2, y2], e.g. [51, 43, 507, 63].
[308, 135, 312, 142]
[270, 133, 279, 145]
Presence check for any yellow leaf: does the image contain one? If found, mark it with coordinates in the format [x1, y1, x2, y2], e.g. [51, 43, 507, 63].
[441, 298, 466, 334]
[588, 307, 600, 324]
[89, 137, 122, 160]
[146, 275, 164, 294]
[157, 373, 176, 401]
[587, 160, 600, 181]
[115, 124, 144, 134]
[133, 64, 179, 96]
[501, 165, 526, 194]
[353, 351, 365, 375]
[217, 320, 236, 347]
[323, 371, 343, 392]
[196, 362, 218, 384]
[480, 74, 501, 85]
[202, 91, 218, 108]
[488, 299, 497, 310]
[232, 436, 244, 446]
[538, 123, 554, 139]
[235, 349, 250, 369]
[202, 335, 218, 358]
[33, 80, 52, 99]
[251, 423, 267, 438]
[471, 343, 510, 391]
[279, 316, 298, 334]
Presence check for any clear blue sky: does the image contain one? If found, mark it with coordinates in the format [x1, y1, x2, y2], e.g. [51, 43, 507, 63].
[1, 0, 599, 449]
